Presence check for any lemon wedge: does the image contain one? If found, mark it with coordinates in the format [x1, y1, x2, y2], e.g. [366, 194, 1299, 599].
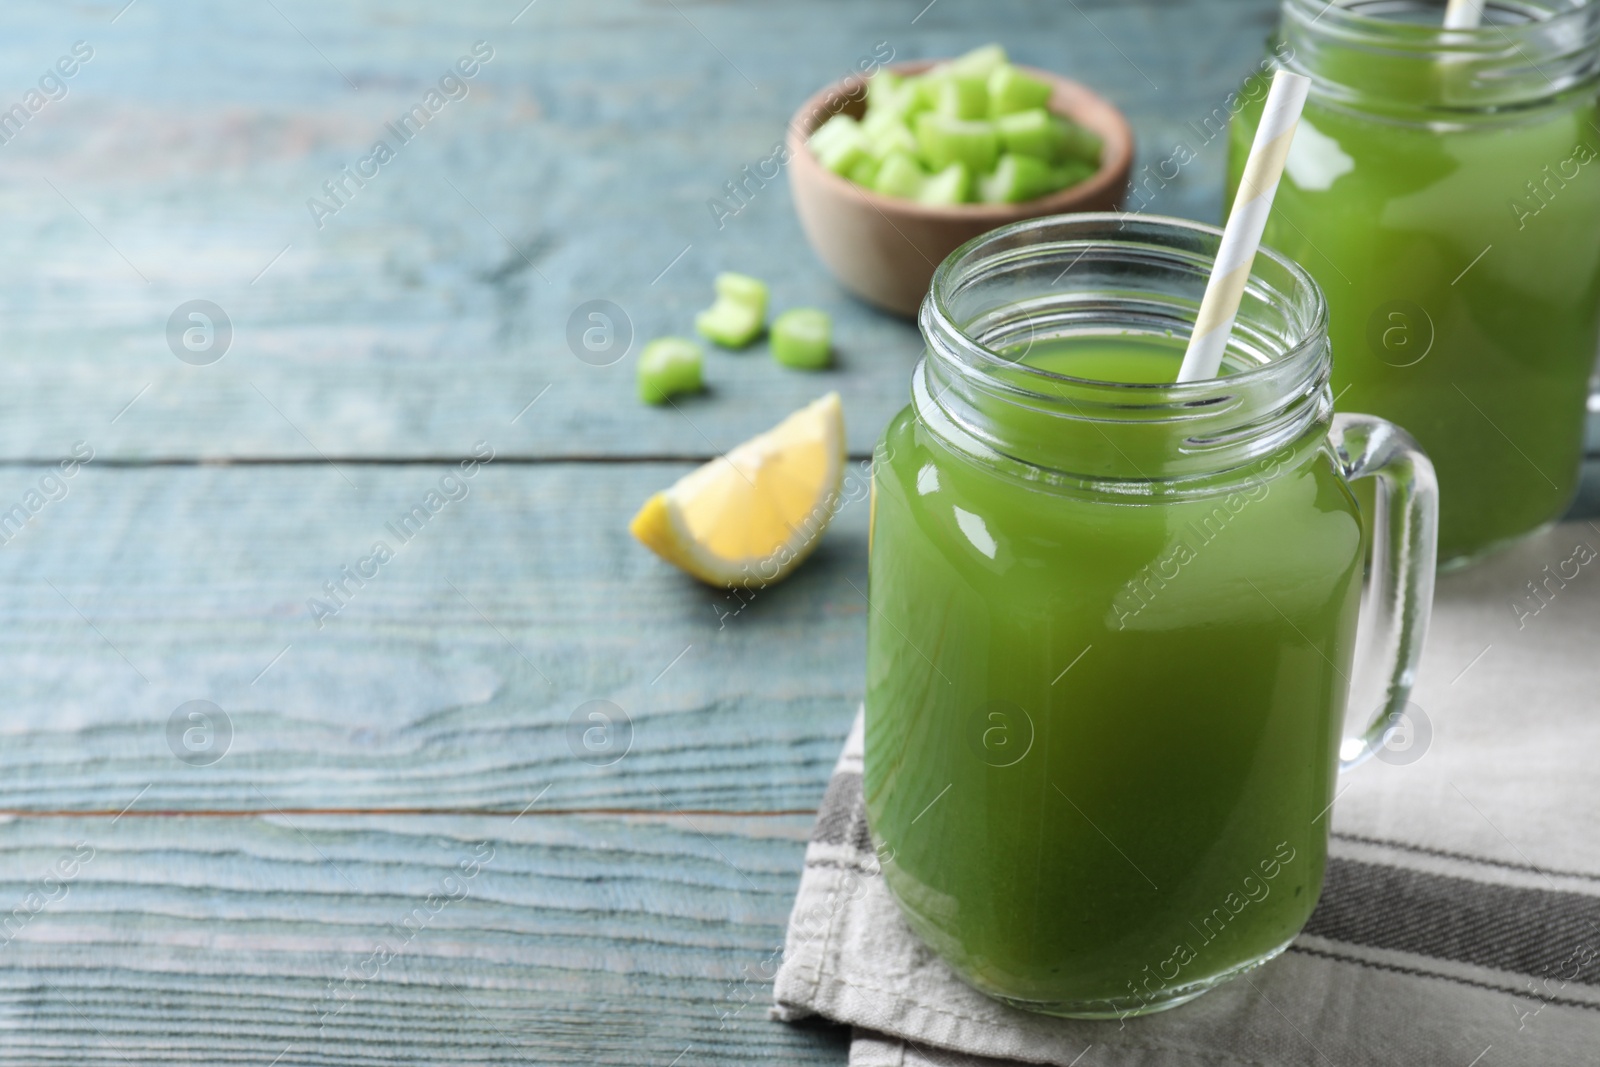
[630, 392, 846, 587]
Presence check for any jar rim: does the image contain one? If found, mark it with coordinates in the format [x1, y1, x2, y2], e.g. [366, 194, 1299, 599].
[1283, 0, 1593, 51]
[915, 213, 1335, 491]
[1277, 0, 1600, 118]
[922, 212, 1329, 405]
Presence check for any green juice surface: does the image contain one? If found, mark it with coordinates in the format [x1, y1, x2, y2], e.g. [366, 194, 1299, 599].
[865, 339, 1365, 1011]
[1017, 337, 1184, 383]
[1228, 80, 1600, 565]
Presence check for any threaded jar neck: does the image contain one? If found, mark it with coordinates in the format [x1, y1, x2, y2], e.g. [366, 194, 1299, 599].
[916, 214, 1332, 496]
[1278, 0, 1600, 122]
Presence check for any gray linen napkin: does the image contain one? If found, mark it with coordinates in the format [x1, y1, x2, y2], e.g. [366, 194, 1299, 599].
[773, 518, 1600, 1066]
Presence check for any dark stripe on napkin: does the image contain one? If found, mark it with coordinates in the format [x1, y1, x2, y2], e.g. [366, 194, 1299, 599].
[1306, 858, 1600, 985]
[815, 769, 871, 853]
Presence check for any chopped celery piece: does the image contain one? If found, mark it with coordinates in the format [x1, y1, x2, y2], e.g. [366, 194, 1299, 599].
[987, 65, 1051, 116]
[993, 110, 1100, 165]
[713, 272, 768, 312]
[861, 107, 904, 138]
[917, 162, 972, 205]
[809, 113, 857, 151]
[696, 301, 762, 348]
[995, 108, 1060, 160]
[1058, 120, 1104, 165]
[696, 301, 762, 349]
[863, 108, 918, 158]
[771, 308, 832, 370]
[912, 74, 945, 111]
[637, 337, 703, 404]
[809, 113, 868, 174]
[914, 113, 998, 173]
[865, 118, 918, 161]
[846, 154, 880, 186]
[868, 74, 921, 121]
[1053, 160, 1096, 190]
[866, 70, 903, 110]
[873, 151, 926, 199]
[946, 43, 1008, 80]
[695, 273, 768, 349]
[935, 76, 989, 120]
[979, 153, 1058, 203]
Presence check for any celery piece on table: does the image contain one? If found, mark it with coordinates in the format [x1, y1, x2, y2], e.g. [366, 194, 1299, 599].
[712, 272, 767, 313]
[771, 308, 833, 370]
[696, 301, 763, 349]
[637, 337, 704, 405]
[695, 272, 768, 349]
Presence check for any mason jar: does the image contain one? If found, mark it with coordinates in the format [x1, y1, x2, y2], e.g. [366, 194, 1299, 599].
[1228, 0, 1600, 567]
[864, 214, 1438, 1017]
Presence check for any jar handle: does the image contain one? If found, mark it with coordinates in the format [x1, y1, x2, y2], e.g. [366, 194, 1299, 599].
[1328, 413, 1439, 772]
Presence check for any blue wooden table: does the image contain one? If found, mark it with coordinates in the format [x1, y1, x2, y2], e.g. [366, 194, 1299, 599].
[0, 0, 1595, 1062]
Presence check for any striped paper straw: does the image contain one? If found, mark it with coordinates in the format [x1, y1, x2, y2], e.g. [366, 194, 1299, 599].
[1176, 69, 1311, 383]
[1444, 0, 1486, 30]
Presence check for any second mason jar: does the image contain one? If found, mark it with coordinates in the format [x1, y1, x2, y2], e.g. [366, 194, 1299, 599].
[1229, 0, 1600, 567]
[865, 216, 1437, 1018]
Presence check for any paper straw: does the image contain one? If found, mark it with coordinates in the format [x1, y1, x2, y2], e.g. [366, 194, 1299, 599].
[1444, 0, 1486, 30]
[1176, 69, 1311, 384]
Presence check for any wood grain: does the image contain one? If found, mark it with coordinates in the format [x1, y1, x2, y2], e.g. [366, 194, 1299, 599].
[0, 0, 1280, 461]
[0, 462, 868, 813]
[3, 0, 1598, 1063]
[0, 812, 842, 1065]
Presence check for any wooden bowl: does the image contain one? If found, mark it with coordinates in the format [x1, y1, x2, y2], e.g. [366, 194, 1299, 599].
[786, 61, 1134, 317]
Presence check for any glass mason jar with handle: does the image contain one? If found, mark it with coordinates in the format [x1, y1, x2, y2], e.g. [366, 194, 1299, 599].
[864, 215, 1437, 1018]
[1227, 0, 1600, 568]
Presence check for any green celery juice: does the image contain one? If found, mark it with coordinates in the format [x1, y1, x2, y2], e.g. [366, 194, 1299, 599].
[865, 335, 1366, 1012]
[1228, 9, 1600, 566]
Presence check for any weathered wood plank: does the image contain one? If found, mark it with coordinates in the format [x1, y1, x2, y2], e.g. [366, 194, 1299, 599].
[0, 0, 1283, 461]
[0, 812, 843, 1064]
[0, 461, 869, 812]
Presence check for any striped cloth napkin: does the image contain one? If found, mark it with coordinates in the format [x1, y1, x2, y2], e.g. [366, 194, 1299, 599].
[773, 519, 1600, 1066]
